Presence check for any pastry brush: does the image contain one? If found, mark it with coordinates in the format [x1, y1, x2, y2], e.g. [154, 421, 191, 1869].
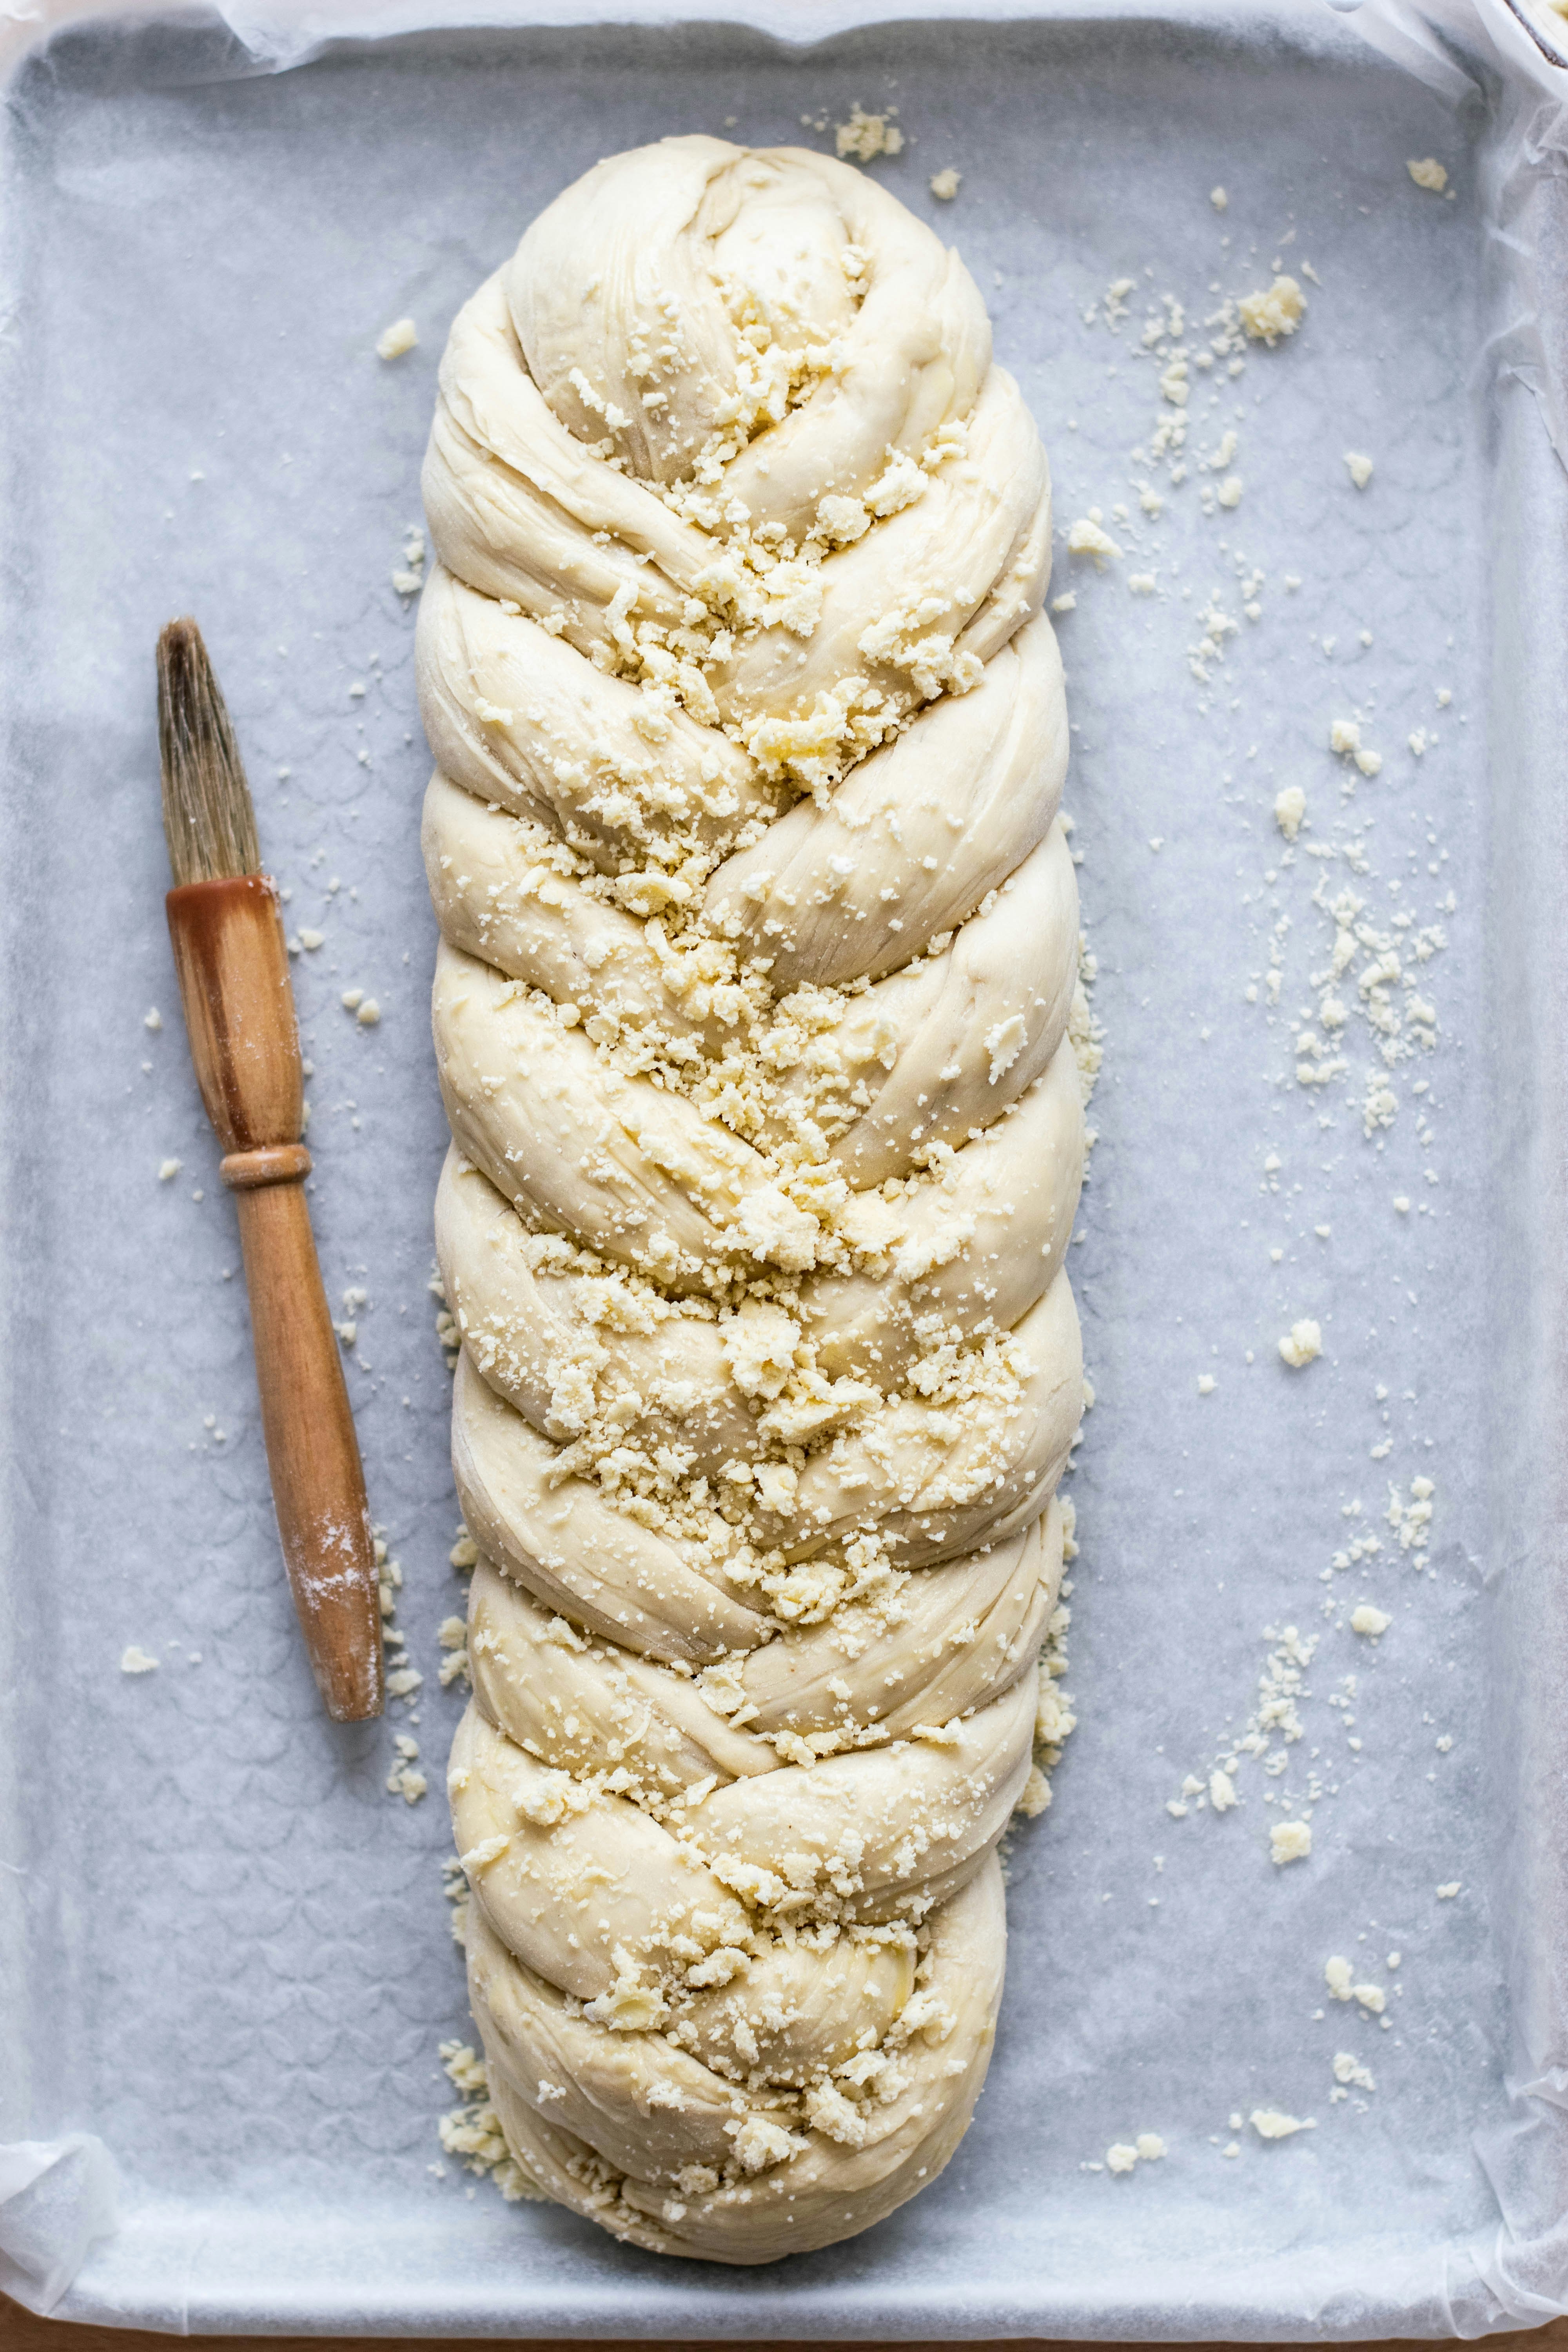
[156, 617, 384, 1722]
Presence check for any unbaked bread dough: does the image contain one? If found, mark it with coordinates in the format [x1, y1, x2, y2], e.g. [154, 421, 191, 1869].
[419, 134, 1083, 2263]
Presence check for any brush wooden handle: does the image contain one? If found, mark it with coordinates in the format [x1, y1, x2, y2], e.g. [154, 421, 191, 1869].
[167, 874, 384, 1723]
[225, 1162, 384, 1722]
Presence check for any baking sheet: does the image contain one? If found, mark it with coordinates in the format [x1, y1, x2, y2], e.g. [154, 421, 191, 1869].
[2, 0, 1567, 2334]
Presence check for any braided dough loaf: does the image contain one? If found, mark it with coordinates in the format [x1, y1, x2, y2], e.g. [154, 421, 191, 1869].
[420, 136, 1084, 2263]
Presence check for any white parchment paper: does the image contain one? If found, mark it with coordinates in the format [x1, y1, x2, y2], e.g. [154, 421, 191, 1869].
[2, 0, 1567, 2334]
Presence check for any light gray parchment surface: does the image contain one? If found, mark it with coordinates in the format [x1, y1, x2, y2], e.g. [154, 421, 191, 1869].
[2, 3, 1567, 2335]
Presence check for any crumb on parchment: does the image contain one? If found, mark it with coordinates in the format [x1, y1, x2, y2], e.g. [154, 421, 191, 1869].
[1274, 786, 1306, 840]
[1238, 276, 1305, 345]
[1278, 1319, 1321, 1369]
[835, 106, 903, 162]
[1252, 2108, 1315, 2139]
[1270, 1818, 1312, 1865]
[1067, 515, 1122, 564]
[1407, 158, 1448, 192]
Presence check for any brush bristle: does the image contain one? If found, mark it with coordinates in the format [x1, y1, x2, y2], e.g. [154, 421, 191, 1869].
[156, 618, 261, 887]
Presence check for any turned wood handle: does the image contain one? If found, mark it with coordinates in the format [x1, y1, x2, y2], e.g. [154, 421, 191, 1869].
[225, 1156, 384, 1722]
[167, 876, 383, 1723]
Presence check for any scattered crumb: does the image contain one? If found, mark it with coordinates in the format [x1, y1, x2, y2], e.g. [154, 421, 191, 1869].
[299, 928, 325, 951]
[435, 1292, 461, 1372]
[1238, 276, 1305, 345]
[1106, 2142, 1138, 2174]
[1344, 451, 1374, 490]
[835, 105, 903, 162]
[1407, 158, 1448, 192]
[438, 1613, 472, 1688]
[376, 316, 418, 361]
[1278, 1319, 1322, 1369]
[1210, 186, 1228, 211]
[1251, 2109, 1314, 2140]
[357, 998, 381, 1027]
[1136, 2134, 1166, 2161]
[341, 989, 364, 1012]
[120, 1645, 159, 1674]
[1333, 2052, 1376, 2091]
[929, 167, 961, 200]
[143, 1007, 162, 1031]
[1217, 474, 1243, 509]
[1436, 1881, 1461, 1898]
[1329, 718, 1383, 777]
[442, 1852, 469, 1945]
[1386, 1475, 1435, 1559]
[387, 1732, 428, 1804]
[1105, 2132, 1165, 2174]
[1270, 1818, 1312, 1866]
[1350, 1603, 1391, 1638]
[1051, 591, 1078, 614]
[1328, 1959, 1388, 2013]
[1067, 515, 1123, 563]
[438, 2042, 543, 2202]
[158, 1158, 181, 1182]
[1210, 1769, 1238, 1812]
[393, 523, 426, 598]
[1274, 785, 1306, 840]
[1197, 1373, 1216, 1396]
[1129, 572, 1157, 595]
[1394, 1195, 1410, 1214]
